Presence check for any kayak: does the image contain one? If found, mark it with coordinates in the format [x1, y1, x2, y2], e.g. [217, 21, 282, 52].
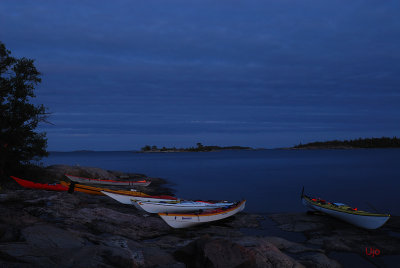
[301, 190, 390, 229]
[132, 199, 235, 214]
[60, 181, 106, 195]
[158, 200, 246, 228]
[65, 174, 151, 187]
[101, 190, 178, 205]
[60, 181, 160, 198]
[102, 190, 178, 206]
[11, 176, 68, 191]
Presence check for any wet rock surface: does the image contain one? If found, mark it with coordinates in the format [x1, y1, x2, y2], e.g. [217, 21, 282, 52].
[1, 166, 399, 267]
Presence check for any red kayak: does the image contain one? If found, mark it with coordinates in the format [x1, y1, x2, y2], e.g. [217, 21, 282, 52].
[11, 176, 68, 191]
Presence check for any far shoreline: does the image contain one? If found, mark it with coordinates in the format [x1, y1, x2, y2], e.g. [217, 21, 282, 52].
[47, 147, 400, 154]
[292, 136, 400, 150]
[45, 137, 400, 153]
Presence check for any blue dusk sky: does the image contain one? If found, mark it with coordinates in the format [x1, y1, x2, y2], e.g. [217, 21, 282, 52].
[1, 0, 399, 151]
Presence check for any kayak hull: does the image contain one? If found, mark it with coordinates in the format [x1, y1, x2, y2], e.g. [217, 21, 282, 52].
[158, 200, 246, 228]
[101, 190, 178, 205]
[133, 200, 234, 214]
[60, 181, 106, 195]
[302, 196, 390, 229]
[60, 181, 175, 202]
[11, 176, 68, 191]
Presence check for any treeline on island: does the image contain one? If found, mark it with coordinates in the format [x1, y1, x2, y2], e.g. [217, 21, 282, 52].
[293, 137, 400, 149]
[141, 143, 252, 152]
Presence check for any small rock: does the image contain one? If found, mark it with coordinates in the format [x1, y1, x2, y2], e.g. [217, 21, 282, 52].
[175, 235, 304, 268]
[175, 235, 254, 267]
[263, 236, 324, 254]
[22, 225, 84, 249]
[299, 253, 342, 268]
[234, 236, 305, 268]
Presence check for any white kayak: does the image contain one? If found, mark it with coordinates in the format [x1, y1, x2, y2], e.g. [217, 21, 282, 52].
[158, 200, 246, 228]
[66, 174, 151, 187]
[301, 192, 390, 230]
[101, 190, 178, 205]
[132, 199, 235, 213]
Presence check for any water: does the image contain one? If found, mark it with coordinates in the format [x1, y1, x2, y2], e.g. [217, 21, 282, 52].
[43, 149, 400, 215]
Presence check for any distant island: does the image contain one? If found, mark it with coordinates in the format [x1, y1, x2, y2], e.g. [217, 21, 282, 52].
[140, 143, 253, 152]
[293, 136, 400, 149]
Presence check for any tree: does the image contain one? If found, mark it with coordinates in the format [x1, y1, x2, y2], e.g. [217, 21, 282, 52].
[141, 145, 151, 151]
[0, 41, 48, 177]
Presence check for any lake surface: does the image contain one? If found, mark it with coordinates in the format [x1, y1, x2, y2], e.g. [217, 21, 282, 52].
[43, 149, 400, 215]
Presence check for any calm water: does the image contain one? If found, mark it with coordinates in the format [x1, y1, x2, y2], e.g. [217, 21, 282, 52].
[43, 149, 400, 215]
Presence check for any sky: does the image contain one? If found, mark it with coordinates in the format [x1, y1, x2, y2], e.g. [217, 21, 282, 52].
[1, 0, 400, 151]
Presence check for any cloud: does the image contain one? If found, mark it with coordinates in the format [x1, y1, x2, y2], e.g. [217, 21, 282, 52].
[2, 0, 400, 150]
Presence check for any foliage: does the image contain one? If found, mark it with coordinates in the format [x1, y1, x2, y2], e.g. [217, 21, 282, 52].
[293, 137, 400, 149]
[140, 143, 252, 152]
[141, 145, 151, 151]
[0, 41, 48, 177]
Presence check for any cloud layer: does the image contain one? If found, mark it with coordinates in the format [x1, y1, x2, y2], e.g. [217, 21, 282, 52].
[1, 0, 399, 150]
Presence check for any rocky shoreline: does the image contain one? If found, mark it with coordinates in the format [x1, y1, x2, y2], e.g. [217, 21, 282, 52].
[1, 165, 399, 267]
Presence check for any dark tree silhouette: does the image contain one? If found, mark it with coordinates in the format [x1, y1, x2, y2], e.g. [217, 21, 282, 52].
[140, 143, 251, 152]
[293, 137, 400, 149]
[141, 145, 151, 151]
[0, 42, 48, 177]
